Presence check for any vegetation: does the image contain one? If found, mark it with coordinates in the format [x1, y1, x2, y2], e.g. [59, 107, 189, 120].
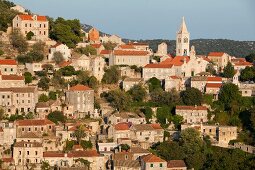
[47, 111, 66, 124]
[240, 66, 255, 82]
[180, 87, 202, 106]
[245, 53, 255, 63]
[128, 84, 147, 102]
[102, 66, 120, 84]
[17, 51, 44, 64]
[26, 31, 34, 40]
[49, 17, 82, 48]
[74, 125, 87, 144]
[52, 51, 64, 64]
[223, 62, 235, 78]
[10, 29, 28, 53]
[147, 77, 162, 92]
[38, 94, 49, 102]
[24, 72, 33, 84]
[0, 0, 17, 32]
[76, 45, 97, 56]
[38, 77, 50, 91]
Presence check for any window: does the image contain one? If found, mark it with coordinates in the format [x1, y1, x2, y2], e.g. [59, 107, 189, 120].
[184, 37, 188, 43]
[27, 151, 29, 155]
[35, 151, 38, 155]
[22, 128, 24, 131]
[4, 68, 7, 71]
[160, 163, 163, 167]
[19, 151, 21, 155]
[2, 95, 5, 99]
[150, 164, 154, 167]
[28, 128, 31, 131]
[11, 68, 13, 72]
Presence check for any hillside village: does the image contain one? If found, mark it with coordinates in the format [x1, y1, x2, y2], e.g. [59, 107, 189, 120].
[0, 0, 255, 170]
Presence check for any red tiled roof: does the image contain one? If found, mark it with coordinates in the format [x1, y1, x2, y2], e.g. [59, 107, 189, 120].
[208, 52, 225, 57]
[0, 59, 17, 65]
[206, 83, 222, 88]
[202, 56, 211, 62]
[2, 75, 24, 80]
[43, 151, 65, 157]
[51, 43, 62, 48]
[119, 44, 136, 49]
[161, 58, 173, 64]
[58, 61, 72, 68]
[144, 63, 173, 68]
[91, 43, 102, 49]
[150, 124, 162, 130]
[68, 150, 100, 157]
[176, 105, 207, 110]
[18, 14, 47, 21]
[167, 160, 186, 168]
[141, 154, 166, 163]
[16, 119, 55, 126]
[231, 58, 246, 63]
[100, 50, 111, 55]
[169, 76, 181, 79]
[207, 77, 222, 81]
[115, 123, 130, 131]
[170, 56, 190, 66]
[114, 50, 149, 56]
[128, 42, 148, 46]
[234, 61, 253, 66]
[69, 84, 92, 91]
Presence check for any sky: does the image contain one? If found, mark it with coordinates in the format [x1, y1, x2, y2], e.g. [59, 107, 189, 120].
[10, 0, 255, 41]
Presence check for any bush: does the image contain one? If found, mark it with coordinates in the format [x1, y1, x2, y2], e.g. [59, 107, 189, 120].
[47, 111, 66, 124]
[26, 31, 34, 40]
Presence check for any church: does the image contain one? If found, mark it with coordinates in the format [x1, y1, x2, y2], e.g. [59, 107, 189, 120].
[143, 17, 209, 81]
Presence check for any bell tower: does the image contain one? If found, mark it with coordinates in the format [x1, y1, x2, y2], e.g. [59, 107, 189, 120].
[176, 17, 190, 56]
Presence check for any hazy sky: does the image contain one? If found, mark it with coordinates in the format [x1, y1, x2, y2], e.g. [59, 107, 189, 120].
[10, 0, 255, 40]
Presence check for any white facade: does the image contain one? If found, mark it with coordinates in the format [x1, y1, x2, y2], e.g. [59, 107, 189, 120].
[48, 44, 71, 61]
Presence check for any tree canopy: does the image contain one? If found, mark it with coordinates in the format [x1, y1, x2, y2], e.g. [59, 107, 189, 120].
[223, 62, 235, 78]
[180, 87, 202, 106]
[102, 66, 120, 84]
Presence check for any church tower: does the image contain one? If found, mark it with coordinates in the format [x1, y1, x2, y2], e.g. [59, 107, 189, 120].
[176, 17, 190, 56]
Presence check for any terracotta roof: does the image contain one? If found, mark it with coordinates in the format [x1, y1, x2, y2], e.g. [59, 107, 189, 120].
[206, 83, 222, 88]
[132, 124, 154, 131]
[18, 14, 47, 21]
[51, 43, 62, 48]
[129, 147, 150, 154]
[231, 58, 246, 63]
[233, 61, 253, 66]
[16, 119, 55, 126]
[150, 123, 163, 130]
[207, 77, 222, 81]
[100, 50, 111, 55]
[43, 151, 65, 157]
[128, 42, 148, 46]
[0, 59, 17, 65]
[1, 75, 24, 80]
[14, 141, 42, 147]
[91, 43, 102, 49]
[141, 154, 166, 163]
[114, 50, 149, 56]
[208, 52, 225, 57]
[167, 160, 186, 168]
[58, 61, 72, 68]
[0, 87, 36, 93]
[170, 56, 190, 66]
[161, 58, 173, 64]
[69, 84, 92, 91]
[119, 44, 136, 49]
[68, 150, 100, 157]
[176, 105, 207, 111]
[169, 76, 181, 79]
[202, 56, 211, 62]
[113, 160, 140, 168]
[144, 63, 173, 68]
[115, 122, 130, 131]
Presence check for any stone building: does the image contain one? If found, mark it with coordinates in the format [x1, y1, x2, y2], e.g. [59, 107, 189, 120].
[175, 105, 208, 123]
[176, 17, 190, 56]
[66, 84, 94, 117]
[48, 43, 71, 61]
[207, 52, 230, 71]
[90, 55, 105, 81]
[0, 74, 25, 88]
[0, 86, 38, 115]
[141, 154, 167, 170]
[0, 59, 18, 75]
[12, 14, 49, 41]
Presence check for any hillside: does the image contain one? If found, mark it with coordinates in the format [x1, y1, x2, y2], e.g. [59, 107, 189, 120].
[133, 39, 255, 57]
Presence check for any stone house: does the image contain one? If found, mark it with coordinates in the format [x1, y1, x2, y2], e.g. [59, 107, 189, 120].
[191, 75, 222, 93]
[0, 59, 18, 75]
[25, 62, 43, 73]
[205, 83, 222, 100]
[164, 76, 184, 91]
[0, 121, 16, 146]
[108, 112, 146, 125]
[140, 154, 167, 170]
[0, 74, 25, 88]
[109, 50, 150, 67]
[65, 84, 94, 118]
[122, 78, 144, 91]
[90, 43, 105, 55]
[12, 14, 49, 41]
[88, 28, 100, 43]
[0, 86, 38, 115]
[167, 160, 187, 170]
[207, 52, 230, 71]
[90, 55, 105, 81]
[175, 105, 208, 124]
[15, 119, 55, 138]
[48, 43, 71, 61]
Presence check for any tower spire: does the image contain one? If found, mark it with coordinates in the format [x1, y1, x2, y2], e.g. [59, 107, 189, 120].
[178, 16, 188, 34]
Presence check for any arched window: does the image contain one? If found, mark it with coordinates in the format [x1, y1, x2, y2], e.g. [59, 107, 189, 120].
[184, 37, 188, 43]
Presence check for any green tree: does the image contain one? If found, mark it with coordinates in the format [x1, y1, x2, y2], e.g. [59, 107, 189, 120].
[24, 72, 33, 84]
[10, 29, 28, 53]
[240, 66, 255, 82]
[76, 45, 97, 56]
[38, 77, 50, 91]
[180, 88, 202, 106]
[0, 108, 4, 120]
[88, 76, 98, 89]
[59, 66, 76, 76]
[49, 91, 57, 100]
[150, 88, 180, 106]
[80, 140, 93, 150]
[120, 144, 130, 151]
[74, 125, 87, 144]
[172, 115, 183, 129]
[47, 111, 66, 124]
[0, 49, 4, 56]
[156, 106, 171, 126]
[26, 31, 34, 40]
[102, 66, 120, 84]
[218, 83, 241, 110]
[103, 42, 117, 50]
[32, 40, 45, 54]
[223, 62, 235, 78]
[147, 77, 162, 92]
[41, 161, 51, 170]
[75, 158, 91, 169]
[106, 89, 132, 111]
[245, 53, 255, 63]
[128, 84, 147, 102]
[38, 94, 49, 102]
[141, 106, 153, 123]
[52, 51, 64, 64]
